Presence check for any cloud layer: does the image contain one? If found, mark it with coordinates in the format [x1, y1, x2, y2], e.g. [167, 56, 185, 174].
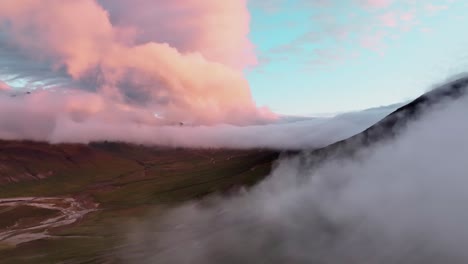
[0, 89, 397, 149]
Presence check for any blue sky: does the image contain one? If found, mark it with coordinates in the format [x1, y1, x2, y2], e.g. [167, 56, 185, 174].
[246, 0, 468, 115]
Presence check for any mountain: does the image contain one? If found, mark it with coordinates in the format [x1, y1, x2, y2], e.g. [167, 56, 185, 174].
[300, 76, 468, 163]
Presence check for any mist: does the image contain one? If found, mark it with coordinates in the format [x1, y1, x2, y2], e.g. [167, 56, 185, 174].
[0, 88, 397, 149]
[121, 87, 468, 263]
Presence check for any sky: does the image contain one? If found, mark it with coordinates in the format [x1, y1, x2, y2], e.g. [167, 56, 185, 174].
[246, 0, 468, 115]
[0, 0, 467, 124]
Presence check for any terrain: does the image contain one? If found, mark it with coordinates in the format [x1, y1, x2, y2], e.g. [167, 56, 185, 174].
[1, 76, 467, 263]
[0, 142, 279, 263]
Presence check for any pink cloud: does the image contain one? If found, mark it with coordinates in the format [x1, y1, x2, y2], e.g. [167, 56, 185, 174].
[98, 0, 257, 69]
[0, 0, 274, 125]
[0, 86, 389, 149]
[99, 42, 272, 124]
[0, 81, 10, 91]
[0, 0, 117, 78]
[0, 89, 165, 141]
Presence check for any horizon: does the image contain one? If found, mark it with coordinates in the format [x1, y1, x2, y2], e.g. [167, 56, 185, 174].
[1, 2, 468, 263]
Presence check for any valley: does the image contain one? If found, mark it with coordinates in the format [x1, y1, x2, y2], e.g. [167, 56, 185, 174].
[0, 142, 279, 263]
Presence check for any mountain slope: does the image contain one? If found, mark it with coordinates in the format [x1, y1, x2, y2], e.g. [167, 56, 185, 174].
[0, 140, 138, 186]
[0, 141, 278, 192]
[302, 76, 468, 162]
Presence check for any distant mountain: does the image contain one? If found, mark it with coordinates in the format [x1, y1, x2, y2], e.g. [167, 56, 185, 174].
[275, 115, 318, 124]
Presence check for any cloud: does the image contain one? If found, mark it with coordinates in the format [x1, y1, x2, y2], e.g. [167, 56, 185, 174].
[0, 89, 397, 149]
[121, 82, 468, 263]
[0, 81, 10, 91]
[255, 0, 456, 71]
[0, 0, 414, 148]
[98, 0, 257, 69]
[0, 0, 272, 125]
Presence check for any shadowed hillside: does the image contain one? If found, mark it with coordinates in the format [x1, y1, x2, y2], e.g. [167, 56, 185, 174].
[0, 141, 137, 186]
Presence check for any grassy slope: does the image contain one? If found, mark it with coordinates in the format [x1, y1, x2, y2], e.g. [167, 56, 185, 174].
[0, 141, 279, 263]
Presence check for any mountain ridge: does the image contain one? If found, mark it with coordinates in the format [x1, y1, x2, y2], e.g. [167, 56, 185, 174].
[300, 76, 468, 164]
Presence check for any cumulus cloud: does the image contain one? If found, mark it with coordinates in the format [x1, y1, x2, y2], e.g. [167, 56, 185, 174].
[121, 82, 468, 263]
[0, 0, 272, 125]
[98, 0, 257, 69]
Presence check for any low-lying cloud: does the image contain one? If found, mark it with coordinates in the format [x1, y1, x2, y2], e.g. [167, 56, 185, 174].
[121, 89, 468, 263]
[0, 88, 397, 150]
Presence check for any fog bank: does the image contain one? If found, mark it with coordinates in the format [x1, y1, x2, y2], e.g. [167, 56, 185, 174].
[122, 88, 468, 263]
[0, 89, 397, 149]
